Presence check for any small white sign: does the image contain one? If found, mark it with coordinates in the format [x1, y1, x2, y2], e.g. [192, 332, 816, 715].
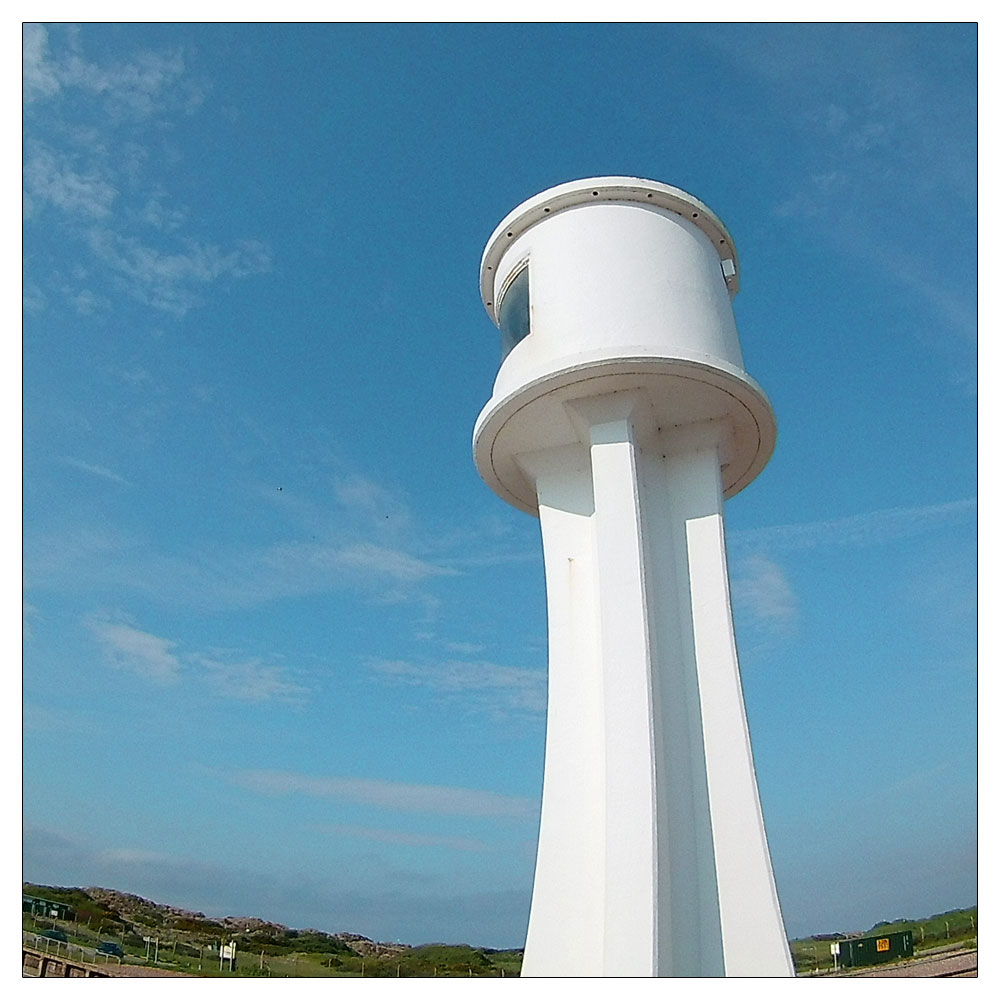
[830, 942, 840, 955]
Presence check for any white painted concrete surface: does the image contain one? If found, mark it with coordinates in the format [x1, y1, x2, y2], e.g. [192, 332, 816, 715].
[474, 178, 793, 977]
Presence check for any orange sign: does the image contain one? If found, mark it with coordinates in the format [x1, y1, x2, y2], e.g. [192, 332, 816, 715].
[876, 938, 890, 952]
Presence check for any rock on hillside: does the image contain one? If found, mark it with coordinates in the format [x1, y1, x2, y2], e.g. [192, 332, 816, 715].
[86, 887, 214, 927]
[219, 916, 290, 934]
[333, 933, 409, 957]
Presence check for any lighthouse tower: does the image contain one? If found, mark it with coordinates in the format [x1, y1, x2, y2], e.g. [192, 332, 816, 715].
[473, 178, 793, 977]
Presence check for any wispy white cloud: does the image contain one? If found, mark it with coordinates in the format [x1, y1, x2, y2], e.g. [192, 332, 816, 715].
[728, 500, 976, 651]
[23, 24, 268, 318]
[24, 524, 139, 592]
[140, 194, 187, 233]
[710, 26, 974, 368]
[730, 554, 798, 637]
[192, 654, 309, 705]
[816, 210, 977, 355]
[23, 141, 118, 220]
[25, 517, 457, 614]
[97, 847, 176, 866]
[87, 230, 271, 316]
[249, 539, 456, 605]
[774, 169, 847, 218]
[896, 547, 976, 642]
[445, 549, 541, 569]
[334, 475, 395, 511]
[715, 28, 974, 208]
[23, 703, 96, 735]
[36, 471, 456, 609]
[22, 23, 60, 102]
[318, 824, 486, 853]
[24, 23, 195, 115]
[334, 474, 414, 535]
[86, 617, 308, 703]
[70, 289, 111, 316]
[335, 542, 457, 584]
[731, 499, 975, 554]
[231, 769, 536, 820]
[329, 476, 538, 575]
[60, 456, 132, 486]
[23, 601, 40, 640]
[443, 641, 486, 655]
[371, 658, 546, 716]
[112, 364, 154, 387]
[60, 45, 191, 117]
[88, 618, 182, 684]
[23, 282, 46, 314]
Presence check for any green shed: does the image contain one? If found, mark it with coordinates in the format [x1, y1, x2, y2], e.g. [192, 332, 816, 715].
[833, 929, 914, 969]
[23, 894, 75, 922]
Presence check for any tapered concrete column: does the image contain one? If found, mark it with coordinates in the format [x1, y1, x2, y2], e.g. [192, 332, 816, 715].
[647, 425, 792, 976]
[518, 444, 605, 977]
[686, 511, 791, 975]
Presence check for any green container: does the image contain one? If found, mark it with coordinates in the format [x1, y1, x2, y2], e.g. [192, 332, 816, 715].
[835, 930, 914, 968]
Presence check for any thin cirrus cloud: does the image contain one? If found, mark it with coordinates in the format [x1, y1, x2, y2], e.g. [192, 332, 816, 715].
[60, 456, 132, 487]
[730, 499, 975, 555]
[713, 27, 974, 356]
[726, 501, 975, 637]
[370, 658, 547, 716]
[317, 824, 487, 853]
[443, 641, 486, 655]
[333, 474, 415, 532]
[97, 847, 176, 866]
[711, 26, 974, 207]
[334, 542, 458, 584]
[230, 769, 536, 820]
[253, 539, 454, 603]
[25, 522, 457, 613]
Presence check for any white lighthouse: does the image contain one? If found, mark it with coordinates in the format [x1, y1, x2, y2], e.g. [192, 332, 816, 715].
[473, 177, 793, 977]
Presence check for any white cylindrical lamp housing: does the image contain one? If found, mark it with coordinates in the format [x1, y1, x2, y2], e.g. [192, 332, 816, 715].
[474, 177, 776, 515]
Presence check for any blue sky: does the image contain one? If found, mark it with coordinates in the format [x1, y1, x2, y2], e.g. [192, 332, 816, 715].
[22, 23, 976, 949]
